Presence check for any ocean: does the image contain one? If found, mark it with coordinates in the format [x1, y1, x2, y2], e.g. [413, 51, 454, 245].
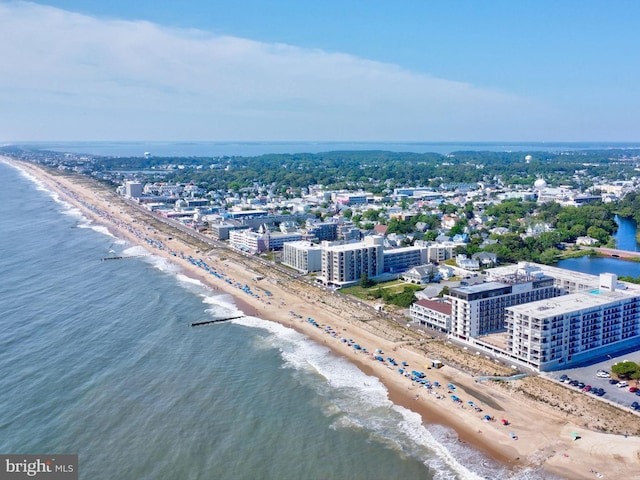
[0, 159, 546, 480]
[11, 140, 640, 157]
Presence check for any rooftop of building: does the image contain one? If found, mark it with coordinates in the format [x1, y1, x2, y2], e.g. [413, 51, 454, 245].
[284, 240, 323, 249]
[414, 298, 452, 315]
[452, 281, 510, 295]
[507, 288, 640, 318]
[486, 262, 598, 287]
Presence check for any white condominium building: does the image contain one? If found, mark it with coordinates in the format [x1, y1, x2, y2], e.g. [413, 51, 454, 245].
[319, 236, 384, 287]
[410, 298, 452, 333]
[383, 246, 428, 273]
[486, 262, 598, 294]
[506, 273, 640, 370]
[282, 241, 323, 274]
[448, 275, 558, 339]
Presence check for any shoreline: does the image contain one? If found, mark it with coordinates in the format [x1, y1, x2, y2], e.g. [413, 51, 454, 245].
[5, 156, 640, 479]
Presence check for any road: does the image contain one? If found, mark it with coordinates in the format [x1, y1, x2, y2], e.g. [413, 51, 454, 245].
[587, 246, 640, 259]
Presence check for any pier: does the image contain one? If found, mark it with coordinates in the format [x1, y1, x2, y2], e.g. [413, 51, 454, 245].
[190, 316, 245, 326]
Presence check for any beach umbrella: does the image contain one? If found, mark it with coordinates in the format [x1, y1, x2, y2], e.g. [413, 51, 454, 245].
[501, 418, 508, 425]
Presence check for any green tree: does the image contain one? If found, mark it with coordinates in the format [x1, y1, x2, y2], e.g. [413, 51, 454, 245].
[359, 272, 375, 288]
[611, 361, 639, 380]
[539, 247, 560, 265]
[587, 226, 608, 244]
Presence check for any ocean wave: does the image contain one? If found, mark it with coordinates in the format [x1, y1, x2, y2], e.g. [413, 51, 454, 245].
[78, 223, 116, 238]
[2, 160, 70, 209]
[202, 294, 242, 316]
[141, 251, 181, 274]
[231, 315, 503, 480]
[123, 245, 150, 257]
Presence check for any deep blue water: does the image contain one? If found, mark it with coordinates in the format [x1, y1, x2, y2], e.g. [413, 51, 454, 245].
[613, 215, 640, 252]
[11, 141, 640, 158]
[557, 256, 640, 278]
[1, 160, 533, 480]
[557, 216, 640, 278]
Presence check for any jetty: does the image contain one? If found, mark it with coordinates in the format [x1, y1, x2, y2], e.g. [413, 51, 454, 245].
[101, 255, 148, 261]
[190, 316, 245, 326]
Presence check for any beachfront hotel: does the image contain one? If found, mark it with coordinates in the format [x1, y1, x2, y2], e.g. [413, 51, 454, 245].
[412, 262, 640, 371]
[448, 274, 558, 339]
[282, 241, 323, 274]
[229, 229, 303, 254]
[318, 236, 385, 287]
[315, 235, 433, 287]
[410, 298, 452, 333]
[505, 273, 640, 370]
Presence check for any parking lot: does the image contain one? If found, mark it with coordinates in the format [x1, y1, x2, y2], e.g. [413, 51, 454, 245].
[544, 351, 640, 411]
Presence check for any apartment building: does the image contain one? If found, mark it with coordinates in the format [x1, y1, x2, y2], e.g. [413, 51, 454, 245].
[282, 241, 323, 274]
[382, 246, 428, 273]
[447, 275, 557, 339]
[319, 236, 384, 287]
[505, 273, 640, 370]
[410, 298, 452, 332]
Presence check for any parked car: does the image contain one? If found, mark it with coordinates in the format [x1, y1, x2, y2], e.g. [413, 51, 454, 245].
[582, 385, 592, 392]
[559, 374, 568, 382]
[577, 382, 586, 389]
[635, 390, 640, 396]
[617, 381, 629, 388]
[609, 379, 619, 385]
[596, 370, 610, 378]
[596, 389, 606, 396]
[631, 401, 640, 411]
[630, 387, 639, 393]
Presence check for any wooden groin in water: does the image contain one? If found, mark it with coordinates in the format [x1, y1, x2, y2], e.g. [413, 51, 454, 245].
[190, 316, 245, 326]
[101, 255, 148, 261]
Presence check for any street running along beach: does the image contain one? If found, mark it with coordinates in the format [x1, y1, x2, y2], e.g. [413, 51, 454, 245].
[3, 156, 640, 480]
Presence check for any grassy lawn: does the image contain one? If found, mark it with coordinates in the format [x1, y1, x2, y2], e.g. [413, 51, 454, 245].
[342, 279, 422, 301]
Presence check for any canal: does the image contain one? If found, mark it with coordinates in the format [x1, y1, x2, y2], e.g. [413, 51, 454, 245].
[557, 216, 640, 277]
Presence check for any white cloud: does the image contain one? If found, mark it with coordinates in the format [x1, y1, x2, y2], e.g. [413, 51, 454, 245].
[0, 1, 557, 141]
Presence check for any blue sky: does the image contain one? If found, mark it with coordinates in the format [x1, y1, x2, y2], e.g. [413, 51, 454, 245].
[1, 0, 639, 142]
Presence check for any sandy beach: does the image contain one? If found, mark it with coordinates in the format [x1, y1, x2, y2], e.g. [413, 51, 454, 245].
[5, 156, 640, 480]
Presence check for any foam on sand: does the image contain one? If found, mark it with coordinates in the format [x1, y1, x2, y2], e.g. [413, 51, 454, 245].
[232, 315, 511, 480]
